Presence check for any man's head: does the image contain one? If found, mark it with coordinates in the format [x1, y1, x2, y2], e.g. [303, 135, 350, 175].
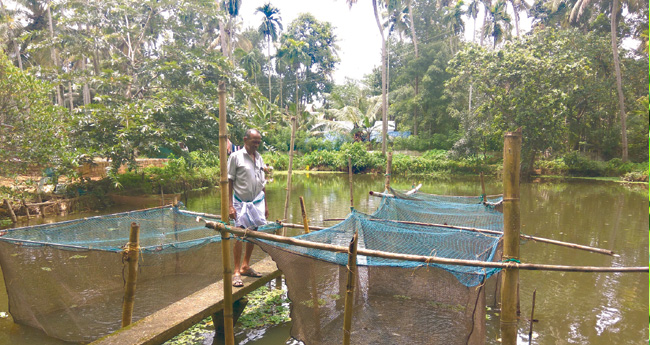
[243, 129, 262, 153]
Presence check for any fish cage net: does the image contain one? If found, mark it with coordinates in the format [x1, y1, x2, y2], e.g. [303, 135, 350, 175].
[389, 187, 503, 205]
[0, 206, 279, 343]
[373, 195, 504, 231]
[252, 211, 502, 345]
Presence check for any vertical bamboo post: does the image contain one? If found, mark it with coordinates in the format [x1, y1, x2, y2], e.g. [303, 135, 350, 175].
[348, 157, 354, 209]
[342, 231, 359, 345]
[480, 172, 486, 202]
[3, 199, 17, 224]
[299, 196, 310, 234]
[160, 184, 164, 206]
[218, 81, 235, 345]
[121, 222, 140, 327]
[500, 129, 522, 345]
[384, 151, 392, 191]
[283, 116, 297, 235]
[528, 289, 537, 344]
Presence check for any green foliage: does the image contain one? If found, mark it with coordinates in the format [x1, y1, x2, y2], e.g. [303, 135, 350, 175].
[563, 152, 605, 177]
[302, 150, 342, 171]
[392, 134, 458, 151]
[341, 142, 383, 173]
[262, 152, 290, 171]
[0, 52, 75, 180]
[237, 286, 291, 329]
[110, 152, 220, 195]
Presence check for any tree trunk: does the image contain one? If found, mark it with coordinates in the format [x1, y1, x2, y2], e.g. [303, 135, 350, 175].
[373, 0, 388, 155]
[268, 36, 272, 103]
[407, 0, 419, 136]
[82, 56, 91, 105]
[610, 0, 628, 161]
[46, 0, 63, 105]
[512, 1, 520, 37]
[480, 1, 489, 47]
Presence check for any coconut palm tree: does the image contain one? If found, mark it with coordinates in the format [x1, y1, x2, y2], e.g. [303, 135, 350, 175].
[256, 2, 282, 103]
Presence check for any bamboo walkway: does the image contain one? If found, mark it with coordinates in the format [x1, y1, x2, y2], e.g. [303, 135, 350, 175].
[89, 257, 280, 345]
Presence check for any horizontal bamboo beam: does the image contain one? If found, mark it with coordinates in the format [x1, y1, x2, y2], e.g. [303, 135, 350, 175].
[322, 216, 616, 257]
[201, 219, 647, 273]
[181, 210, 326, 231]
[370, 190, 503, 199]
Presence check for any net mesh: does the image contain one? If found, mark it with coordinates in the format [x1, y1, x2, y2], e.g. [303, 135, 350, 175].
[0, 206, 279, 342]
[252, 202, 503, 345]
[372, 196, 504, 231]
[389, 187, 503, 204]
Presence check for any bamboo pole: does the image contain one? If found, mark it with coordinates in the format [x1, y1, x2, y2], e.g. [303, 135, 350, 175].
[322, 216, 616, 256]
[217, 81, 235, 345]
[480, 172, 486, 201]
[3, 199, 17, 223]
[283, 116, 297, 235]
[348, 157, 354, 209]
[121, 222, 140, 327]
[500, 129, 522, 345]
[342, 231, 358, 345]
[201, 220, 648, 273]
[384, 151, 392, 191]
[299, 196, 310, 234]
[528, 289, 537, 344]
[369, 190, 503, 199]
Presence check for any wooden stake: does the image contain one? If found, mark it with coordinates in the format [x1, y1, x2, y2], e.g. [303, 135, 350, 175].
[121, 222, 140, 327]
[528, 289, 537, 344]
[283, 116, 297, 235]
[3, 199, 17, 224]
[342, 231, 358, 345]
[21, 199, 30, 219]
[348, 157, 354, 209]
[217, 81, 235, 345]
[480, 172, 486, 201]
[384, 151, 392, 191]
[500, 128, 522, 345]
[299, 196, 310, 234]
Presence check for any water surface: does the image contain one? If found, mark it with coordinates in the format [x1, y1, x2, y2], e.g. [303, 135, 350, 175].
[0, 174, 647, 344]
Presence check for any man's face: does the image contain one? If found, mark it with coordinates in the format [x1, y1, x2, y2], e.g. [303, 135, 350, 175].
[244, 131, 262, 152]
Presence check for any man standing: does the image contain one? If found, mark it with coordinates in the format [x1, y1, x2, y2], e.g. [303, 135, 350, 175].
[227, 129, 269, 287]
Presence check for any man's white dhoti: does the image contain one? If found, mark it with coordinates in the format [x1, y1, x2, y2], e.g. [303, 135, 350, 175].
[233, 191, 266, 229]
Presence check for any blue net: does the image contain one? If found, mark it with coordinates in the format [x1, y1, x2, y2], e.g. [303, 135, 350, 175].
[372, 196, 504, 231]
[0, 206, 281, 252]
[257, 211, 501, 287]
[389, 187, 503, 204]
[0, 206, 281, 342]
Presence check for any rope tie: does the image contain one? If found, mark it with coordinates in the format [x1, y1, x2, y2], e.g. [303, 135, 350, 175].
[502, 258, 521, 265]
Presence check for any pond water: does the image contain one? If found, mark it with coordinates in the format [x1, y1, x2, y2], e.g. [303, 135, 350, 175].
[0, 173, 647, 344]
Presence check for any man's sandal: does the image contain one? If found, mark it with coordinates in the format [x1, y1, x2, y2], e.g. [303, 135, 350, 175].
[233, 275, 244, 287]
[241, 268, 262, 277]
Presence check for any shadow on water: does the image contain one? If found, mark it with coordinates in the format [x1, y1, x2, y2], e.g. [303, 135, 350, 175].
[0, 174, 647, 344]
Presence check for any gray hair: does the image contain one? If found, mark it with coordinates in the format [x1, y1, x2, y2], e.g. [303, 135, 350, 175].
[244, 129, 261, 139]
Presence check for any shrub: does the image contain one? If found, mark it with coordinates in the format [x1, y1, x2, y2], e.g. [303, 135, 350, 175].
[302, 150, 341, 171]
[262, 152, 290, 170]
[563, 152, 605, 176]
